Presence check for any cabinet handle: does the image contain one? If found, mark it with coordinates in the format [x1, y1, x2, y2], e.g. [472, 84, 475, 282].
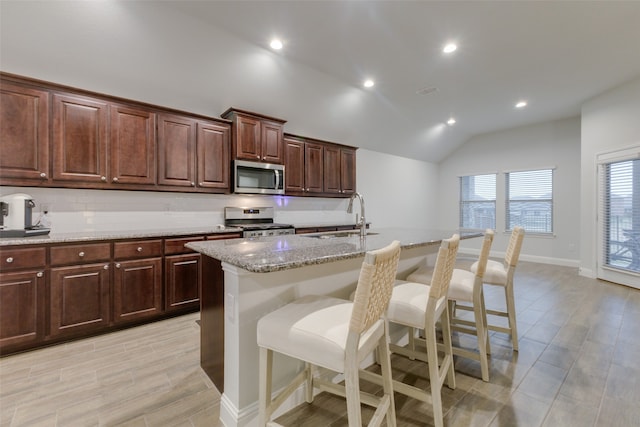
[116, 263, 121, 268]
[112, 177, 119, 183]
[101, 176, 107, 182]
[103, 264, 109, 270]
[137, 247, 143, 252]
[6, 257, 13, 263]
[39, 172, 47, 179]
[37, 272, 43, 278]
[78, 251, 85, 257]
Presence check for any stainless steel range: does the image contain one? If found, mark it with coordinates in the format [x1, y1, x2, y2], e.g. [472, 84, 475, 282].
[224, 207, 295, 238]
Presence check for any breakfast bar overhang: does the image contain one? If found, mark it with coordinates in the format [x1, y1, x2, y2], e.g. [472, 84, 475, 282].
[187, 228, 480, 427]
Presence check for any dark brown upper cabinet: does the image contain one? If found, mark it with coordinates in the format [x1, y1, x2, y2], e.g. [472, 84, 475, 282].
[157, 113, 230, 192]
[222, 108, 286, 164]
[52, 94, 156, 186]
[285, 133, 356, 197]
[109, 104, 156, 185]
[52, 93, 109, 183]
[0, 81, 50, 183]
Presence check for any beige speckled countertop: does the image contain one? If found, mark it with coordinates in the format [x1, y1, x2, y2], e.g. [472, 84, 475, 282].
[186, 228, 480, 273]
[0, 226, 243, 246]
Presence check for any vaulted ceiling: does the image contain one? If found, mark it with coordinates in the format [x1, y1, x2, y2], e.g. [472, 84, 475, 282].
[159, 1, 640, 162]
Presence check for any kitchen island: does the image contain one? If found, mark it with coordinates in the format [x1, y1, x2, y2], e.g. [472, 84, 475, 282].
[187, 228, 478, 427]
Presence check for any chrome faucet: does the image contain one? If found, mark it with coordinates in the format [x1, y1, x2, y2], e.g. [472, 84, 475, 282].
[347, 192, 366, 238]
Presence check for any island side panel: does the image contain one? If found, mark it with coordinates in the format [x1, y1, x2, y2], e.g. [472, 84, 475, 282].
[200, 256, 225, 392]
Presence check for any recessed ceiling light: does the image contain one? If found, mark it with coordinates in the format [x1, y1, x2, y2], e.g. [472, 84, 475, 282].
[363, 79, 375, 88]
[443, 43, 457, 54]
[270, 39, 283, 50]
[515, 100, 528, 108]
[447, 118, 456, 126]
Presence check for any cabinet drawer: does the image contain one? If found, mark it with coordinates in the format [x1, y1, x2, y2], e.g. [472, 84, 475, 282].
[114, 240, 162, 260]
[164, 236, 204, 255]
[0, 247, 46, 270]
[50, 242, 111, 266]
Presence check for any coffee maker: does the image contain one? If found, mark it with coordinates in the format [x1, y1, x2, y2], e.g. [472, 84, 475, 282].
[0, 193, 51, 237]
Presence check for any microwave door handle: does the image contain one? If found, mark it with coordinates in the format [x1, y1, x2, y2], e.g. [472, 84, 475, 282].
[275, 169, 281, 190]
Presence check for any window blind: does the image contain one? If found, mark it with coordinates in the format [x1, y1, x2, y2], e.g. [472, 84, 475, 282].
[506, 169, 553, 233]
[460, 174, 496, 230]
[601, 158, 639, 275]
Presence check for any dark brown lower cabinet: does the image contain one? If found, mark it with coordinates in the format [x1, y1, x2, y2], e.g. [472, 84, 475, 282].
[113, 257, 163, 323]
[49, 263, 110, 337]
[0, 270, 45, 350]
[165, 253, 201, 312]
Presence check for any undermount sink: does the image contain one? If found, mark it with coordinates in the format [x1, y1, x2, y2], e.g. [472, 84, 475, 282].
[304, 231, 379, 239]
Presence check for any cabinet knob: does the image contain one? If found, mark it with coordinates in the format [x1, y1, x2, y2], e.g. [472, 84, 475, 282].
[191, 182, 195, 187]
[103, 264, 109, 270]
[39, 172, 47, 179]
[112, 177, 119, 183]
[6, 257, 13, 263]
[78, 251, 85, 257]
[37, 272, 44, 278]
[115, 263, 121, 268]
[199, 182, 204, 186]
[137, 247, 143, 252]
[101, 176, 107, 182]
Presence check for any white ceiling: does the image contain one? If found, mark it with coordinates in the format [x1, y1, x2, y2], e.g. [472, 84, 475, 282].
[160, 1, 640, 163]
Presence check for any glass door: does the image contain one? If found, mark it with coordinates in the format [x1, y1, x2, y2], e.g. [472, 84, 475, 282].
[598, 147, 640, 288]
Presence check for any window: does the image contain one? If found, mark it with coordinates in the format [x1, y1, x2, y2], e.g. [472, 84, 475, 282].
[506, 169, 553, 233]
[460, 174, 496, 230]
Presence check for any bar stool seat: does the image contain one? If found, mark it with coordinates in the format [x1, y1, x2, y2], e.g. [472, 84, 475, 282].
[257, 295, 383, 373]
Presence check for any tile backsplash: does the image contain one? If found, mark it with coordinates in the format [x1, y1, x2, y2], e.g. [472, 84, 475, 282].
[0, 187, 354, 233]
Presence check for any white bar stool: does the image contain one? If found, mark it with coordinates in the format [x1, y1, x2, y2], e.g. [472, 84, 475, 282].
[360, 234, 459, 427]
[470, 226, 525, 351]
[406, 229, 495, 381]
[256, 240, 401, 426]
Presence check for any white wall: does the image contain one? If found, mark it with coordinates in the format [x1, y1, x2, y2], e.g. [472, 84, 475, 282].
[0, 1, 440, 232]
[438, 117, 582, 266]
[580, 76, 640, 277]
[357, 149, 439, 228]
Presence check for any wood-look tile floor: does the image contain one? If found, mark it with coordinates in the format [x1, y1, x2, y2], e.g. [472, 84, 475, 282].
[1, 261, 639, 426]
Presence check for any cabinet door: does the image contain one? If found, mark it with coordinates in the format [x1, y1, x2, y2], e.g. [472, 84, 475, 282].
[52, 93, 108, 183]
[340, 148, 357, 195]
[284, 137, 304, 193]
[197, 121, 230, 190]
[235, 115, 261, 161]
[50, 263, 110, 336]
[113, 257, 162, 323]
[165, 253, 201, 312]
[261, 120, 283, 164]
[0, 270, 45, 351]
[157, 114, 196, 188]
[305, 142, 324, 193]
[0, 82, 50, 182]
[323, 145, 342, 194]
[110, 104, 156, 185]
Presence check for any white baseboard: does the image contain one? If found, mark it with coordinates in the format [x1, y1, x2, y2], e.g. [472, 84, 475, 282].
[458, 249, 580, 268]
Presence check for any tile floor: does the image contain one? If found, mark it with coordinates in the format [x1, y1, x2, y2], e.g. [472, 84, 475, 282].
[1, 261, 639, 426]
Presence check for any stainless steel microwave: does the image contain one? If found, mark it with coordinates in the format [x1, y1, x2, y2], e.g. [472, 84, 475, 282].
[233, 160, 285, 195]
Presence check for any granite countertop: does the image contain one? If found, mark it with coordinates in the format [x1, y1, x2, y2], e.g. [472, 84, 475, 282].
[0, 226, 243, 246]
[186, 228, 480, 273]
